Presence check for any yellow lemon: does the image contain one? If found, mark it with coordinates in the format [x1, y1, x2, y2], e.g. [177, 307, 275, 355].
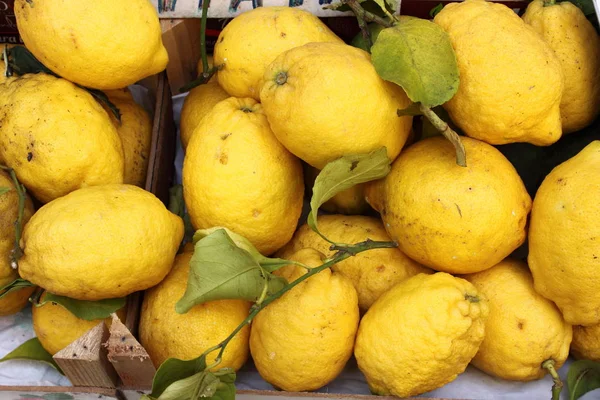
[180, 85, 229, 150]
[250, 248, 359, 391]
[463, 258, 572, 380]
[528, 141, 600, 326]
[0, 73, 124, 203]
[104, 88, 153, 187]
[33, 292, 127, 356]
[139, 252, 251, 370]
[214, 6, 342, 99]
[183, 97, 303, 255]
[19, 184, 184, 301]
[14, 0, 168, 90]
[276, 214, 431, 311]
[260, 42, 412, 169]
[0, 169, 35, 316]
[434, 0, 564, 145]
[355, 272, 488, 397]
[523, 0, 600, 133]
[367, 136, 531, 274]
[572, 324, 600, 361]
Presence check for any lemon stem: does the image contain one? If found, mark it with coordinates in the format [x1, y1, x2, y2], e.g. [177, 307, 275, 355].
[543, 0, 556, 6]
[542, 359, 563, 400]
[341, 0, 394, 51]
[178, 0, 222, 93]
[419, 104, 467, 167]
[0, 166, 26, 269]
[188, 238, 397, 373]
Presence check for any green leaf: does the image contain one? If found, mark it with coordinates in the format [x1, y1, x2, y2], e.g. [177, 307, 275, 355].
[193, 227, 293, 273]
[36, 293, 126, 321]
[155, 367, 236, 400]
[169, 185, 195, 243]
[350, 23, 386, 53]
[150, 356, 206, 399]
[308, 147, 391, 242]
[429, 3, 444, 17]
[0, 278, 35, 301]
[7, 46, 55, 76]
[0, 338, 62, 373]
[568, 360, 600, 400]
[0, 187, 10, 196]
[176, 229, 287, 313]
[371, 18, 460, 107]
[325, 0, 390, 17]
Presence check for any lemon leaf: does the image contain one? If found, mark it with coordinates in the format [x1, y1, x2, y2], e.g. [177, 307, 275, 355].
[149, 356, 206, 399]
[0, 187, 10, 196]
[326, 0, 389, 17]
[350, 23, 385, 52]
[176, 229, 287, 313]
[35, 293, 126, 321]
[0, 278, 35, 301]
[371, 18, 459, 107]
[193, 227, 292, 273]
[0, 338, 62, 373]
[568, 360, 600, 400]
[308, 147, 391, 243]
[86, 88, 122, 122]
[168, 185, 195, 243]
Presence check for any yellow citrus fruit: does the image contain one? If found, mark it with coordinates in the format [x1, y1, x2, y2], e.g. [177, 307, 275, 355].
[528, 141, 600, 326]
[463, 258, 572, 380]
[260, 42, 412, 169]
[180, 86, 229, 151]
[572, 324, 600, 361]
[0, 73, 124, 203]
[367, 136, 531, 274]
[104, 88, 153, 187]
[0, 169, 35, 316]
[183, 97, 304, 255]
[14, 0, 168, 90]
[19, 184, 184, 301]
[304, 165, 368, 215]
[139, 252, 251, 370]
[276, 215, 431, 311]
[355, 272, 488, 397]
[434, 0, 564, 145]
[522, 0, 600, 134]
[214, 6, 342, 99]
[250, 248, 359, 391]
[33, 292, 126, 356]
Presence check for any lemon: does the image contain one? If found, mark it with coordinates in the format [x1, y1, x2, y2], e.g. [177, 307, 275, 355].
[0, 169, 35, 316]
[434, 0, 564, 145]
[366, 136, 531, 274]
[260, 42, 412, 169]
[528, 141, 600, 326]
[214, 7, 342, 99]
[0, 73, 124, 203]
[304, 165, 368, 215]
[104, 88, 153, 187]
[14, 0, 168, 90]
[33, 292, 127, 356]
[183, 97, 303, 255]
[139, 252, 251, 370]
[522, 0, 600, 134]
[180, 86, 229, 151]
[463, 258, 572, 380]
[250, 248, 359, 391]
[277, 215, 431, 311]
[355, 272, 488, 397]
[572, 324, 600, 361]
[19, 184, 184, 301]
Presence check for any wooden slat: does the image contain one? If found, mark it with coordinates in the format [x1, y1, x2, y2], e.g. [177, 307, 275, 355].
[53, 322, 119, 389]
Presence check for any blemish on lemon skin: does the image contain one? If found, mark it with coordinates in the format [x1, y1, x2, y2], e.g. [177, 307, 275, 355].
[252, 209, 261, 218]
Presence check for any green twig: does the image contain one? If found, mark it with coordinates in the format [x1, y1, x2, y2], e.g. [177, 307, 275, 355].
[0, 166, 26, 269]
[341, 0, 394, 28]
[197, 238, 396, 372]
[419, 104, 467, 167]
[200, 0, 210, 76]
[542, 359, 563, 400]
